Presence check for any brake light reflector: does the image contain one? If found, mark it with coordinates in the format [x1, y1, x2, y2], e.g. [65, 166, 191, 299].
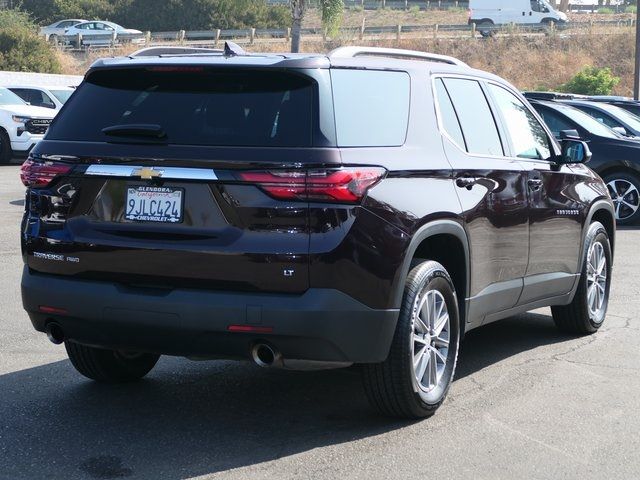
[39, 305, 68, 315]
[20, 159, 72, 187]
[228, 325, 274, 334]
[238, 167, 386, 203]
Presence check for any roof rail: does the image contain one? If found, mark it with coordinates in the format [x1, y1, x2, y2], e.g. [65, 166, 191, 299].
[130, 46, 224, 57]
[328, 46, 469, 67]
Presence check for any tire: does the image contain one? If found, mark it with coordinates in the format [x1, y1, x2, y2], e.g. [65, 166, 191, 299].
[603, 172, 640, 225]
[477, 20, 495, 37]
[362, 260, 460, 418]
[0, 129, 12, 165]
[65, 341, 160, 383]
[551, 221, 612, 334]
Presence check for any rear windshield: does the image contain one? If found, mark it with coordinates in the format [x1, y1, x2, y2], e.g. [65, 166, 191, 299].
[46, 68, 314, 147]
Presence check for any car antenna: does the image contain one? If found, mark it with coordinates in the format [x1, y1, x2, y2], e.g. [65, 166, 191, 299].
[224, 41, 246, 57]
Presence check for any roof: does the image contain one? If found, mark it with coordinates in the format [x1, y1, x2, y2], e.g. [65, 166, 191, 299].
[88, 44, 487, 78]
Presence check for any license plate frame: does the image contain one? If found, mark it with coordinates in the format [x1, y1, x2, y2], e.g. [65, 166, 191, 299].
[124, 185, 184, 224]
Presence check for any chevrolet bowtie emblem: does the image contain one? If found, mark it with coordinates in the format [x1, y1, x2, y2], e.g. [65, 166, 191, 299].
[133, 167, 163, 180]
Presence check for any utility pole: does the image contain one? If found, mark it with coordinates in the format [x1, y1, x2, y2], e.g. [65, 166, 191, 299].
[635, 2, 640, 100]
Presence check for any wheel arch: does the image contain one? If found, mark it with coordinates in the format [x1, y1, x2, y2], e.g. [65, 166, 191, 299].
[394, 220, 470, 334]
[583, 199, 616, 261]
[597, 164, 640, 182]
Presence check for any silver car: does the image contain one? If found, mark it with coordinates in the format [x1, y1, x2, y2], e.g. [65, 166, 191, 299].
[39, 19, 87, 43]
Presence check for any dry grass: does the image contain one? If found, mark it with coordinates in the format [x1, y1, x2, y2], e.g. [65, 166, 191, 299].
[56, 21, 636, 97]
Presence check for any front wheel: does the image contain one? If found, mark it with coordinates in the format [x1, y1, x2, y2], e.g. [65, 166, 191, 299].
[362, 260, 460, 418]
[65, 341, 160, 383]
[552, 221, 612, 334]
[604, 172, 640, 225]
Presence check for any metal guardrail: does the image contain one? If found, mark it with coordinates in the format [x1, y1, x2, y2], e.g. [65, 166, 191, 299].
[51, 17, 636, 50]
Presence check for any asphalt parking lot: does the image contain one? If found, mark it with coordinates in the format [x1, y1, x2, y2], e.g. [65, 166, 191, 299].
[1, 162, 639, 480]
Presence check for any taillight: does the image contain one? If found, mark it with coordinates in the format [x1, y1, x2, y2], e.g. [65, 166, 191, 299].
[20, 158, 72, 187]
[238, 167, 386, 203]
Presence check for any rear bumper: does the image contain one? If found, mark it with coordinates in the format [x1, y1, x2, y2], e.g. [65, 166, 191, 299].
[21, 267, 399, 363]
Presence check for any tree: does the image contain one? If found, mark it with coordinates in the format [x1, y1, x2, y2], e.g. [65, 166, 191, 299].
[290, 0, 343, 53]
[0, 9, 60, 73]
[560, 66, 620, 95]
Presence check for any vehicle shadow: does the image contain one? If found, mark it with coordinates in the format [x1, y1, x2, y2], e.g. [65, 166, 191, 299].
[0, 311, 573, 480]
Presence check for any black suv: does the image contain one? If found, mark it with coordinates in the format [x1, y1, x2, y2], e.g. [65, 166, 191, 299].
[20, 45, 615, 418]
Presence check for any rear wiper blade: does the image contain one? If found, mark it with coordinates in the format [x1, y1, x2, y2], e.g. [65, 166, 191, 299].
[102, 124, 167, 139]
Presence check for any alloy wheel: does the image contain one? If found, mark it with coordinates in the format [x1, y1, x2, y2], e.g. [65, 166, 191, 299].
[586, 241, 607, 319]
[607, 178, 639, 221]
[411, 289, 450, 393]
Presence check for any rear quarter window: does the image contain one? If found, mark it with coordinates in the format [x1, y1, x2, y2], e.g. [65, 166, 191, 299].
[331, 69, 410, 147]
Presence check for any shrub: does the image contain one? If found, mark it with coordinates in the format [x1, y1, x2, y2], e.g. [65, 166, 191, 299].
[626, 5, 637, 13]
[597, 7, 615, 14]
[0, 9, 61, 73]
[408, 5, 420, 15]
[560, 66, 620, 95]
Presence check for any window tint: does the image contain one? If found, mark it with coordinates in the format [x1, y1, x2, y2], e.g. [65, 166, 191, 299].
[434, 79, 465, 150]
[332, 69, 410, 147]
[577, 106, 620, 129]
[47, 69, 314, 147]
[12, 89, 56, 109]
[488, 84, 551, 160]
[443, 78, 503, 156]
[535, 107, 573, 139]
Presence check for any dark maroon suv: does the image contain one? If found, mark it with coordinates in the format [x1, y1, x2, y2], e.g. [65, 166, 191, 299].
[20, 45, 615, 418]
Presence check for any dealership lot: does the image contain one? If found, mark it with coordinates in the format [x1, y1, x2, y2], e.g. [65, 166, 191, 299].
[1, 163, 639, 480]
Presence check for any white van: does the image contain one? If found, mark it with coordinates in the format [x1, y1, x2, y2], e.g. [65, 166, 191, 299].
[469, 0, 568, 36]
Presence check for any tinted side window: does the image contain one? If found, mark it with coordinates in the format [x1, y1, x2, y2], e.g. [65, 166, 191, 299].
[443, 78, 503, 156]
[535, 108, 574, 139]
[434, 79, 465, 150]
[487, 84, 551, 160]
[332, 69, 410, 147]
[579, 106, 620, 129]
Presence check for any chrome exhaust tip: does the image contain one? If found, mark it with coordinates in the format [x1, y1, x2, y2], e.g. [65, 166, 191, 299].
[251, 343, 282, 368]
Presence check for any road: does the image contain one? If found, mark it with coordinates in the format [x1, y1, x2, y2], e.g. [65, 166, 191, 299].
[1, 162, 639, 480]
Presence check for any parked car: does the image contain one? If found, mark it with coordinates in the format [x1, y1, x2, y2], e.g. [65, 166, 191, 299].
[523, 91, 640, 118]
[589, 96, 640, 118]
[64, 21, 144, 47]
[20, 45, 615, 419]
[469, 0, 567, 36]
[530, 99, 640, 225]
[0, 87, 56, 164]
[7, 86, 75, 111]
[39, 19, 86, 43]
[556, 99, 640, 139]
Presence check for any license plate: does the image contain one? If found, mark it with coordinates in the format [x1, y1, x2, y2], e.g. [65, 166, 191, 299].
[125, 186, 183, 223]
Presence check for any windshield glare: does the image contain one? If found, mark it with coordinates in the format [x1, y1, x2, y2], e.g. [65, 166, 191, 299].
[555, 104, 619, 138]
[597, 103, 640, 132]
[0, 87, 26, 106]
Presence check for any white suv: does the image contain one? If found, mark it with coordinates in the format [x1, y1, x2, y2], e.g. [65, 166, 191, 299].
[0, 88, 56, 164]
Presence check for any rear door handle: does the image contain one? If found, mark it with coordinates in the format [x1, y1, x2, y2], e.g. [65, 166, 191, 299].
[528, 178, 543, 191]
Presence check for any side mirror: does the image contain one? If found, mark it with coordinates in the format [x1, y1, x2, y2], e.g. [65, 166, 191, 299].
[611, 126, 628, 136]
[560, 139, 591, 164]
